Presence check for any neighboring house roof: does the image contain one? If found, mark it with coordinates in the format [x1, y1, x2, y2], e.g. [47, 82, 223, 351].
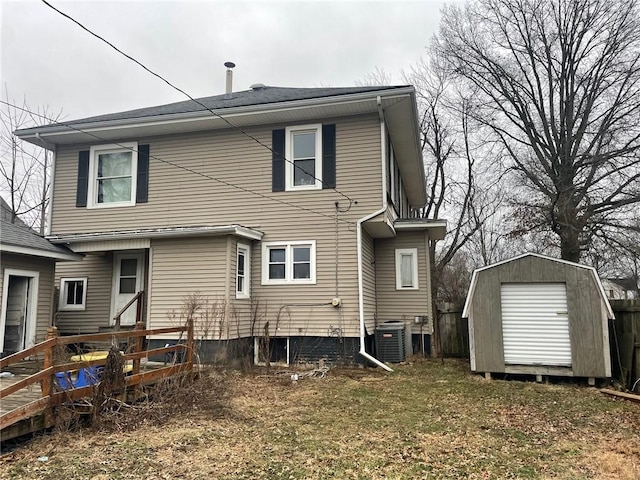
[0, 219, 81, 261]
[0, 197, 29, 228]
[604, 277, 639, 292]
[15, 84, 427, 207]
[461, 252, 615, 319]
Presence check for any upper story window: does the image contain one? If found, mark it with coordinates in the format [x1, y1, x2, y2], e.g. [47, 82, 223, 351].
[236, 243, 250, 299]
[88, 143, 138, 208]
[286, 125, 322, 190]
[262, 241, 316, 285]
[77, 143, 149, 209]
[59, 277, 88, 311]
[395, 248, 419, 290]
[271, 125, 335, 193]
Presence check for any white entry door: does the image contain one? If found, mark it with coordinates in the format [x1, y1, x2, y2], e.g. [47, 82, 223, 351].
[111, 252, 144, 326]
[0, 270, 39, 354]
[500, 283, 571, 367]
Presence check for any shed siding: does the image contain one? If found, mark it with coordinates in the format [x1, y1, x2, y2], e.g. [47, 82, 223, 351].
[471, 267, 505, 372]
[1, 253, 56, 344]
[570, 268, 607, 377]
[55, 254, 113, 334]
[469, 255, 609, 377]
[375, 231, 430, 323]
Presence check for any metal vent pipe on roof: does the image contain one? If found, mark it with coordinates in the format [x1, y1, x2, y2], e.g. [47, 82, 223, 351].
[224, 61, 235, 98]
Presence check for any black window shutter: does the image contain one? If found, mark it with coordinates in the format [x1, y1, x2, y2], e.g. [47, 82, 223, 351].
[272, 129, 285, 192]
[322, 124, 336, 189]
[136, 144, 150, 203]
[76, 150, 90, 207]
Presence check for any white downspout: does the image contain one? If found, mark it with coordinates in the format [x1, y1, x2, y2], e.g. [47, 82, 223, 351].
[356, 96, 393, 372]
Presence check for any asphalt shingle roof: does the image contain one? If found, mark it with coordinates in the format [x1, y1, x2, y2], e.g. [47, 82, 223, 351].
[55, 85, 408, 126]
[0, 219, 75, 257]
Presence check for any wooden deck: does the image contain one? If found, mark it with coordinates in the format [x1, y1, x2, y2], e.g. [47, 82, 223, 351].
[1, 321, 194, 442]
[0, 374, 42, 418]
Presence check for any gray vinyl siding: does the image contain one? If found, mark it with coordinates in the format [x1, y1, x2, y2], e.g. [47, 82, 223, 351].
[50, 114, 382, 233]
[375, 231, 430, 322]
[55, 253, 113, 334]
[1, 253, 56, 344]
[362, 230, 377, 333]
[226, 236, 257, 340]
[149, 237, 228, 339]
[50, 114, 383, 339]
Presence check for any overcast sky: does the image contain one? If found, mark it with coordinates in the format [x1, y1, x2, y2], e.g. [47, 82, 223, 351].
[1, 0, 450, 122]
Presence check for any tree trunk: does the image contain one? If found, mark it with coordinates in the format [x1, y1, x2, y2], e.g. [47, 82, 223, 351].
[558, 227, 581, 263]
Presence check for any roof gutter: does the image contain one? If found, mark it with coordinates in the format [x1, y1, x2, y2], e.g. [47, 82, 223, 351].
[356, 95, 393, 372]
[47, 225, 264, 244]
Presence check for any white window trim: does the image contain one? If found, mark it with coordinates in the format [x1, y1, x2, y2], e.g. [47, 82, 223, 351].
[395, 248, 419, 290]
[285, 124, 322, 191]
[59, 277, 88, 311]
[261, 240, 317, 285]
[236, 243, 251, 299]
[87, 142, 138, 209]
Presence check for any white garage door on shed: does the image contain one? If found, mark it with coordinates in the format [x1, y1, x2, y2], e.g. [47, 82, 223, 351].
[500, 283, 571, 367]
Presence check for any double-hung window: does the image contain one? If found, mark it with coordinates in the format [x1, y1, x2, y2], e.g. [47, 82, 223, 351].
[236, 244, 250, 299]
[285, 125, 322, 190]
[395, 248, 419, 290]
[59, 277, 88, 311]
[262, 241, 316, 284]
[88, 143, 138, 208]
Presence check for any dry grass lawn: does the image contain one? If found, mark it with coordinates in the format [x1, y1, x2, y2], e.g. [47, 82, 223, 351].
[1, 359, 639, 479]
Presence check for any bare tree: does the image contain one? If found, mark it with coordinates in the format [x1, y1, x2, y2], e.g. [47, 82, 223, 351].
[407, 61, 502, 284]
[435, 0, 640, 263]
[404, 59, 504, 355]
[0, 88, 61, 233]
[355, 66, 393, 87]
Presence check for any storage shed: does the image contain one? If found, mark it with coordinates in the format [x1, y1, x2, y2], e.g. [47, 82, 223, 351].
[462, 253, 613, 380]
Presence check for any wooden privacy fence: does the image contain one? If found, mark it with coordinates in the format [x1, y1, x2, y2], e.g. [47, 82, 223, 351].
[0, 320, 194, 441]
[609, 299, 640, 391]
[438, 307, 469, 358]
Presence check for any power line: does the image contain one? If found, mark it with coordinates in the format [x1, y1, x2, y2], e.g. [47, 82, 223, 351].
[40, 0, 355, 209]
[1, 99, 356, 226]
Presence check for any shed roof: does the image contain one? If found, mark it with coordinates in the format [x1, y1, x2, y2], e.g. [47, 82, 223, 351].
[461, 252, 614, 319]
[0, 219, 81, 261]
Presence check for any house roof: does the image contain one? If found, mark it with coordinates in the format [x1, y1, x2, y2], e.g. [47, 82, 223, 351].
[0, 219, 81, 261]
[604, 277, 639, 291]
[461, 252, 615, 319]
[47, 224, 264, 245]
[41, 86, 406, 126]
[0, 197, 29, 228]
[15, 85, 428, 207]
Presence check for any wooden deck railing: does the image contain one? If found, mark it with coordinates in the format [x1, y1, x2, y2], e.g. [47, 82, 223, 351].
[113, 290, 145, 330]
[0, 319, 194, 436]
